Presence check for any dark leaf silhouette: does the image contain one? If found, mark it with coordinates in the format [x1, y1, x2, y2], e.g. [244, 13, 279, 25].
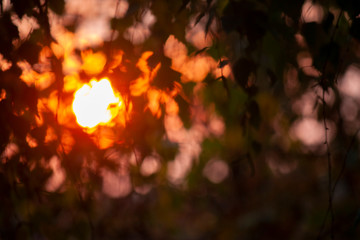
[218, 59, 229, 69]
[149, 53, 181, 90]
[11, 0, 35, 18]
[0, 12, 19, 58]
[350, 18, 360, 41]
[233, 58, 257, 88]
[48, 0, 65, 15]
[17, 41, 42, 65]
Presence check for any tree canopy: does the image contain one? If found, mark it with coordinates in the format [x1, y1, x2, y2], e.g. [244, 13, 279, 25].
[1, 0, 360, 239]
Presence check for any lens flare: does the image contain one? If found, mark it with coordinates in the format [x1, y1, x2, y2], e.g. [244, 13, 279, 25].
[72, 78, 122, 128]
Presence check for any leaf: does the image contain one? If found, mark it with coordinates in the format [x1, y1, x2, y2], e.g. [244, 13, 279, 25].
[205, 8, 215, 36]
[177, 0, 190, 13]
[336, 0, 360, 19]
[251, 140, 262, 153]
[266, 69, 277, 86]
[248, 100, 261, 128]
[247, 153, 256, 177]
[0, 127, 10, 154]
[10, 114, 31, 140]
[274, 0, 305, 24]
[48, 0, 65, 15]
[350, 18, 360, 41]
[0, 12, 19, 58]
[350, 209, 360, 233]
[110, 16, 133, 33]
[11, 0, 35, 18]
[218, 76, 230, 98]
[322, 12, 334, 34]
[193, 47, 209, 56]
[23, 85, 38, 115]
[16, 41, 42, 65]
[313, 42, 340, 83]
[150, 0, 189, 43]
[175, 95, 191, 128]
[0, 100, 11, 153]
[147, 52, 162, 70]
[181, 81, 196, 98]
[156, 139, 179, 161]
[221, 0, 268, 46]
[301, 22, 326, 55]
[150, 54, 181, 90]
[125, 2, 141, 18]
[218, 59, 230, 69]
[195, 12, 205, 25]
[30, 126, 47, 144]
[0, 173, 11, 196]
[153, 65, 181, 90]
[233, 58, 257, 88]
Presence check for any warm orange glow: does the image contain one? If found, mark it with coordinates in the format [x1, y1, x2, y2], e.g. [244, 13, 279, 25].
[72, 78, 123, 128]
[64, 74, 82, 92]
[130, 51, 161, 96]
[0, 89, 6, 101]
[81, 50, 106, 75]
[59, 130, 75, 154]
[26, 134, 38, 148]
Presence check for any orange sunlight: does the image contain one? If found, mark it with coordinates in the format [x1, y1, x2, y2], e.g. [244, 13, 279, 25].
[72, 78, 123, 128]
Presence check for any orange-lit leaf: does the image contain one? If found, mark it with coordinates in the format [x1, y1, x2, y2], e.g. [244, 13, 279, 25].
[81, 50, 106, 75]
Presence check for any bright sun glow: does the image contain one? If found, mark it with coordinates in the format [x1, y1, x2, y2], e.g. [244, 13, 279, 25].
[72, 78, 122, 128]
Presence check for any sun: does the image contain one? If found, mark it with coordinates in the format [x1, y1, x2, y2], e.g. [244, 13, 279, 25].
[72, 78, 123, 128]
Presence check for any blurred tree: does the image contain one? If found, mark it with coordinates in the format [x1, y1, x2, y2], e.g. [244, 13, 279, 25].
[0, 0, 360, 239]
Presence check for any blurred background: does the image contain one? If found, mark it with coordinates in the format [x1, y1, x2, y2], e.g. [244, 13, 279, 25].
[0, 0, 360, 239]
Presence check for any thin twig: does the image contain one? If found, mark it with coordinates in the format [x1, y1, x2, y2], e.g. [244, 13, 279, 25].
[317, 128, 360, 239]
[110, 0, 122, 43]
[317, 10, 343, 240]
[332, 128, 360, 194]
[322, 90, 334, 239]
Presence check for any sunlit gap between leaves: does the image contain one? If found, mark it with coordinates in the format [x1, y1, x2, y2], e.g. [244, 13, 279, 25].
[72, 78, 124, 129]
